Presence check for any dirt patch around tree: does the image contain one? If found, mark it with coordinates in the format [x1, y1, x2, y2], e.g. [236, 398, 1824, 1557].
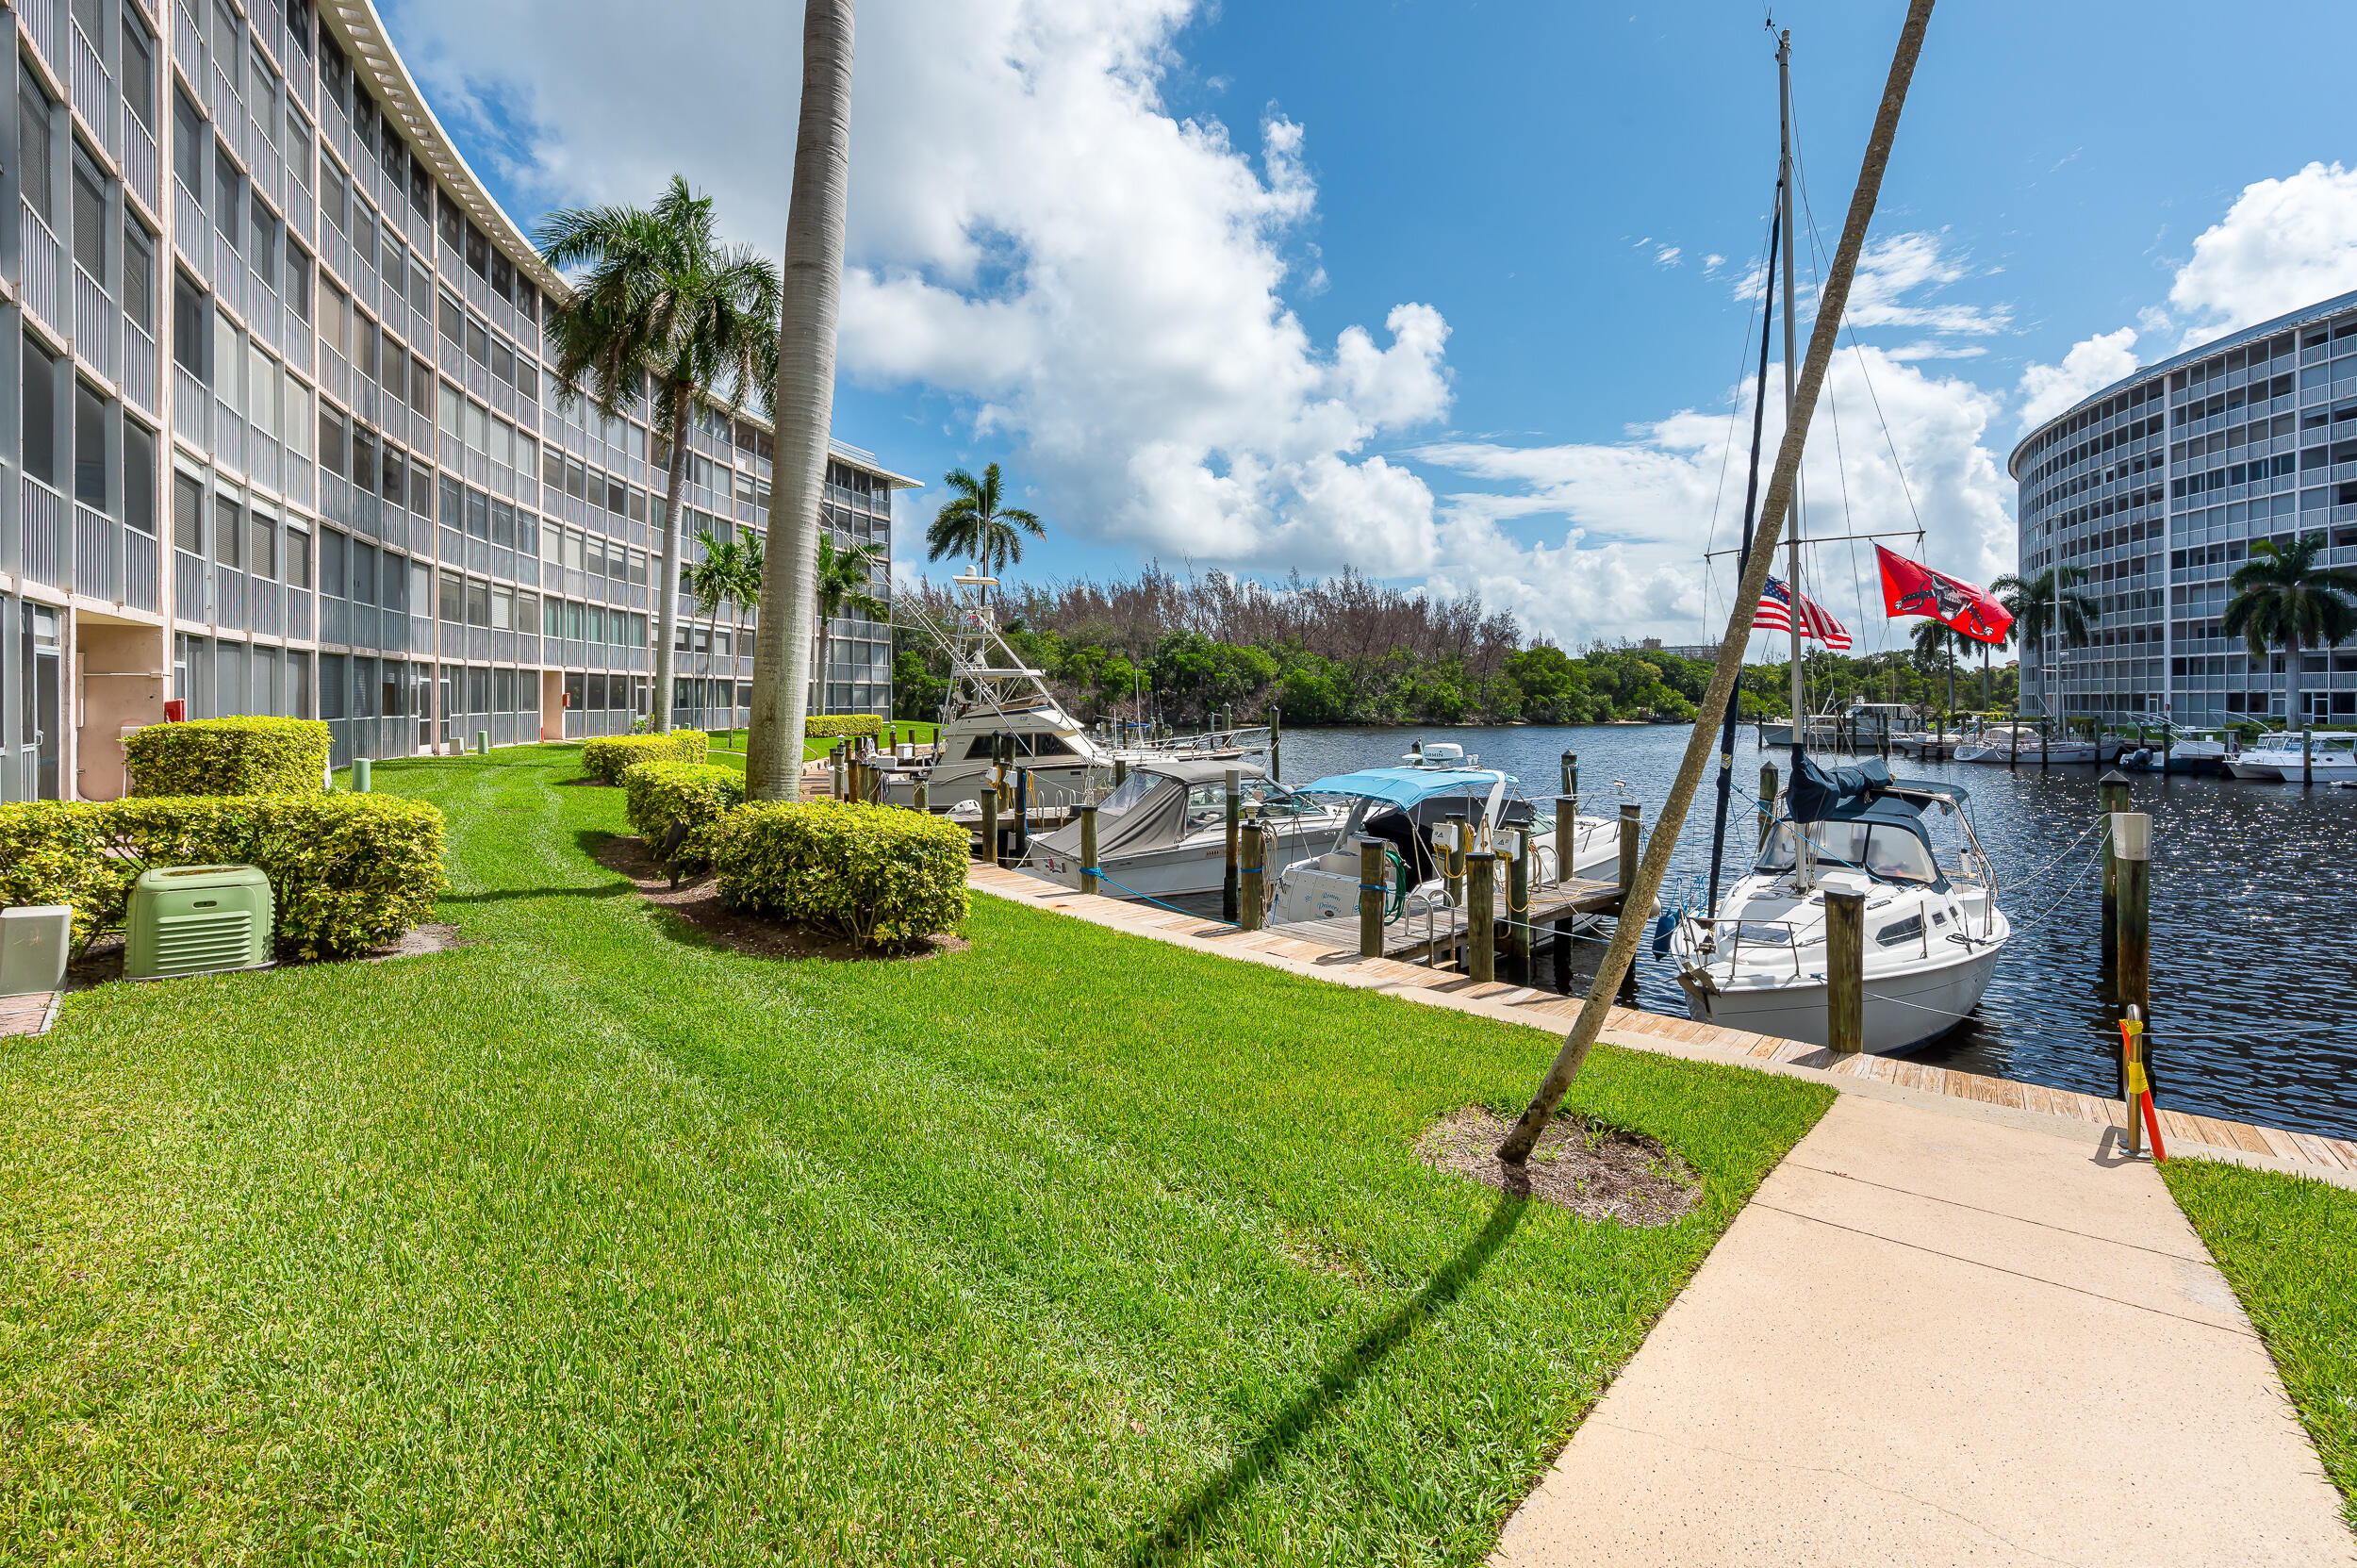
[592, 834, 968, 964]
[1416, 1106, 1701, 1225]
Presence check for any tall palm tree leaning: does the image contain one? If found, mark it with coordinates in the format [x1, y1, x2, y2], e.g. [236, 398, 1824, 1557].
[1989, 566, 2096, 721]
[747, 0, 856, 801]
[537, 178, 780, 734]
[2222, 534, 2357, 729]
[686, 528, 742, 734]
[810, 536, 889, 718]
[926, 463, 1046, 603]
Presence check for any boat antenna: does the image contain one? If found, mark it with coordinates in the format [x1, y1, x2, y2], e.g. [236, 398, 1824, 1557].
[1706, 184, 1781, 916]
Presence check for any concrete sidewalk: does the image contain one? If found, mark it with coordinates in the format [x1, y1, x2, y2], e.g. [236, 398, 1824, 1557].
[1492, 1093, 2354, 1566]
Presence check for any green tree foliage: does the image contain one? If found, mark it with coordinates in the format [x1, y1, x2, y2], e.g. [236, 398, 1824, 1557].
[2222, 534, 2357, 725]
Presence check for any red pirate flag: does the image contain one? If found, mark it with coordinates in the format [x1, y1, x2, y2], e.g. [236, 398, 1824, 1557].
[1876, 545, 2013, 645]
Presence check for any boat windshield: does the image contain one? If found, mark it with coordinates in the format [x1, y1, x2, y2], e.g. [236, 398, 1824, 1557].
[1182, 779, 1316, 829]
[1756, 818, 1939, 885]
[1095, 771, 1159, 820]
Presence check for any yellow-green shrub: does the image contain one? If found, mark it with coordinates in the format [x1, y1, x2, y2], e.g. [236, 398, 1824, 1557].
[124, 717, 330, 797]
[0, 795, 448, 958]
[714, 801, 969, 949]
[804, 715, 884, 740]
[621, 760, 747, 866]
[581, 730, 708, 784]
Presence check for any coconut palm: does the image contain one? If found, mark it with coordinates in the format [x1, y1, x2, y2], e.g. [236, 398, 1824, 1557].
[685, 528, 742, 734]
[1909, 618, 1965, 716]
[1989, 567, 2096, 720]
[746, 0, 857, 800]
[926, 463, 1045, 596]
[536, 177, 781, 734]
[810, 535, 888, 717]
[2222, 534, 2357, 729]
[725, 529, 765, 741]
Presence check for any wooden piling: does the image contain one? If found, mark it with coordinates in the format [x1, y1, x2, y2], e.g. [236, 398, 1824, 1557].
[1468, 850, 1497, 983]
[1079, 803, 1100, 897]
[2040, 716, 2052, 769]
[1268, 704, 1282, 783]
[2008, 709, 2019, 768]
[1509, 832, 1534, 979]
[2098, 770, 2130, 969]
[1113, 756, 1128, 789]
[979, 785, 999, 866]
[2161, 726, 2173, 774]
[1551, 916, 1572, 991]
[1442, 809, 1468, 909]
[1014, 769, 1031, 862]
[2114, 810, 2151, 1028]
[1221, 767, 1242, 924]
[1758, 760, 1779, 848]
[1240, 821, 1265, 932]
[1560, 751, 1577, 798]
[1554, 796, 1576, 886]
[1825, 888, 1866, 1055]
[914, 778, 929, 813]
[1617, 803, 1640, 909]
[1358, 837, 1386, 959]
[2303, 725, 2315, 787]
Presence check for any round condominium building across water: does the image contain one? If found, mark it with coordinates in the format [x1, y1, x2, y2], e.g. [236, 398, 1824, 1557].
[2008, 289, 2357, 730]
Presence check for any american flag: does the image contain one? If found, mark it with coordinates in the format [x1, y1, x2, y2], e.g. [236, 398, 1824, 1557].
[1754, 576, 1852, 651]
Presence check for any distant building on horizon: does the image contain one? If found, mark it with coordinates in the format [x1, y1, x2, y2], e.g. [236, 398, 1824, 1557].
[2009, 289, 2357, 729]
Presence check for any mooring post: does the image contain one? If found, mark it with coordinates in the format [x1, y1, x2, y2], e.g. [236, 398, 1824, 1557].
[2303, 724, 2315, 787]
[1014, 768, 1032, 864]
[914, 778, 929, 813]
[979, 785, 999, 866]
[1468, 849, 1497, 983]
[2122, 1002, 2148, 1159]
[2115, 809, 2151, 1032]
[1551, 916, 1572, 991]
[1240, 821, 1265, 933]
[1113, 756, 1128, 790]
[2162, 725, 2173, 774]
[1560, 750, 1575, 797]
[832, 743, 846, 799]
[1616, 802, 1640, 912]
[1442, 808, 1469, 910]
[1509, 832, 1533, 980]
[1268, 704, 1282, 783]
[1826, 887, 1867, 1055]
[2040, 716, 2052, 769]
[1079, 802, 1100, 897]
[1221, 767, 1242, 924]
[1358, 836, 1385, 960]
[2099, 769, 2130, 970]
[1758, 760, 1779, 848]
[2009, 709, 2019, 768]
[1553, 796, 1575, 887]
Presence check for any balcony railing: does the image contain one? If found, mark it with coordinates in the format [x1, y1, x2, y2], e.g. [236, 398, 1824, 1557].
[173, 0, 204, 82]
[22, 478, 68, 587]
[288, 588, 311, 640]
[216, 566, 245, 630]
[20, 204, 61, 331]
[21, 0, 65, 75]
[173, 178, 207, 277]
[172, 362, 209, 446]
[125, 527, 158, 611]
[124, 112, 160, 214]
[72, 265, 114, 381]
[70, 22, 118, 157]
[73, 502, 119, 602]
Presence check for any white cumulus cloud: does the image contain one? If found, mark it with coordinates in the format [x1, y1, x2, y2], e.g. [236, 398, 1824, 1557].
[2016, 326, 2139, 431]
[2167, 161, 2357, 346]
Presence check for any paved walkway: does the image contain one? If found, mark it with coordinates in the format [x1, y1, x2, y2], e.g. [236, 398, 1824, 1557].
[969, 866, 2357, 1563]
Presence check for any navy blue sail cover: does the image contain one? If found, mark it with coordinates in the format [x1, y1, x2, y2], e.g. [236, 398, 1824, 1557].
[1786, 753, 1895, 823]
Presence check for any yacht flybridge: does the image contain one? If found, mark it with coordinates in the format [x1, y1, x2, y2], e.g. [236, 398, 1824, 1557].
[1671, 757, 2009, 1051]
[871, 579, 1262, 812]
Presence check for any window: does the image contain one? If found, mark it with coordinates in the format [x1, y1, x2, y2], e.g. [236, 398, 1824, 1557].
[466, 578, 490, 627]
[74, 382, 106, 507]
[320, 282, 348, 359]
[351, 426, 374, 493]
[213, 306, 241, 415]
[319, 652, 345, 719]
[288, 526, 310, 591]
[22, 340, 58, 488]
[438, 568, 461, 622]
[172, 90, 203, 195]
[490, 585, 512, 630]
[121, 16, 156, 133]
[381, 441, 402, 506]
[408, 256, 432, 318]
[251, 194, 279, 292]
[407, 159, 430, 218]
[20, 72, 53, 226]
[354, 311, 375, 382]
[215, 492, 241, 568]
[173, 470, 203, 553]
[408, 354, 433, 416]
[466, 313, 488, 367]
[123, 420, 156, 536]
[213, 141, 240, 250]
[124, 221, 155, 333]
[439, 471, 462, 529]
[286, 111, 312, 199]
[439, 289, 462, 344]
[465, 221, 488, 278]
[250, 510, 276, 580]
[467, 486, 488, 539]
[286, 240, 312, 323]
[71, 143, 107, 275]
[437, 189, 461, 252]
[350, 540, 374, 603]
[321, 158, 347, 235]
[284, 371, 311, 460]
[318, 403, 345, 476]
[320, 528, 345, 599]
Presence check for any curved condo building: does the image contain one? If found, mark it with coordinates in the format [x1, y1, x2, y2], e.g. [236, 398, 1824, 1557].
[2009, 290, 2357, 729]
[0, 0, 908, 801]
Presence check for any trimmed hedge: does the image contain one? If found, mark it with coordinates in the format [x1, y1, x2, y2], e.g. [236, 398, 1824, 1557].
[0, 795, 448, 959]
[805, 715, 884, 740]
[581, 730, 708, 784]
[124, 717, 331, 797]
[621, 760, 747, 866]
[715, 801, 969, 949]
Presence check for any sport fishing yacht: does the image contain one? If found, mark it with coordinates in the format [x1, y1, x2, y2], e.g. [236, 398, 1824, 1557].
[2225, 732, 2357, 782]
[1020, 759, 1348, 899]
[1669, 757, 2009, 1052]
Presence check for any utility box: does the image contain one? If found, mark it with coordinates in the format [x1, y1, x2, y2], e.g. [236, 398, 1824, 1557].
[0, 906, 72, 996]
[124, 867, 275, 980]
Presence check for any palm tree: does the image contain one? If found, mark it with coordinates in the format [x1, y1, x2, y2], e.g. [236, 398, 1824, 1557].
[926, 463, 1045, 599]
[537, 178, 780, 735]
[746, 0, 856, 801]
[810, 535, 888, 718]
[726, 529, 765, 741]
[1909, 618, 1964, 716]
[686, 528, 741, 735]
[1989, 567, 2096, 721]
[2222, 535, 2357, 730]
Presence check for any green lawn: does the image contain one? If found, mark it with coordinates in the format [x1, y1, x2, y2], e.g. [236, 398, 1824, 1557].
[2166, 1160, 2357, 1529]
[0, 746, 1829, 1564]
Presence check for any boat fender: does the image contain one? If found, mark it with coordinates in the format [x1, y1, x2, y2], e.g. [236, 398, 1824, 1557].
[1651, 910, 1677, 959]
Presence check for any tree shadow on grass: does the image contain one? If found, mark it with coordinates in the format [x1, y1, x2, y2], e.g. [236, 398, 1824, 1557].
[1128, 1190, 1529, 1564]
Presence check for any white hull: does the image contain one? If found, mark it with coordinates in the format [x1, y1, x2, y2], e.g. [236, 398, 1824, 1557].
[1675, 934, 2004, 1052]
[1953, 740, 2099, 765]
[1023, 816, 1344, 899]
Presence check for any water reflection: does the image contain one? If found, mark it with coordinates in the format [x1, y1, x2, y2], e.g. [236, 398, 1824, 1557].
[1274, 724, 2357, 1140]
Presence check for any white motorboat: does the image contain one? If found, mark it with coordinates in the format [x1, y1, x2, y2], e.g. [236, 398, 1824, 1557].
[1020, 759, 1348, 900]
[2226, 732, 2357, 782]
[1266, 767, 1622, 935]
[1953, 724, 2101, 765]
[1670, 759, 2009, 1053]
[1401, 739, 1480, 767]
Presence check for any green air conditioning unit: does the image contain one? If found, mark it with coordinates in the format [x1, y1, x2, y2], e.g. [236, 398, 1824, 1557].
[124, 866, 275, 981]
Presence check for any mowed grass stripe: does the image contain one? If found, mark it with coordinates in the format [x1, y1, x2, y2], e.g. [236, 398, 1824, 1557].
[0, 746, 1830, 1563]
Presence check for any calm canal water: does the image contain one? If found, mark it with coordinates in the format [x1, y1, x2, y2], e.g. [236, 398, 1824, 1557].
[1273, 723, 2357, 1142]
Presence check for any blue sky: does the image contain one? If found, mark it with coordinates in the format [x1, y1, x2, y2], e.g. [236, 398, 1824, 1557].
[383, 0, 2357, 652]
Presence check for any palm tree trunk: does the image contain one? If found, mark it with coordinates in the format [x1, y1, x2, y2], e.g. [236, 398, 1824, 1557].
[748, 0, 856, 801]
[1498, 0, 1937, 1168]
[652, 380, 694, 734]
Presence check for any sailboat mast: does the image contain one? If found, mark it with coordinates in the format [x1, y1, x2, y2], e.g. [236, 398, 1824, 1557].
[1777, 26, 1812, 891]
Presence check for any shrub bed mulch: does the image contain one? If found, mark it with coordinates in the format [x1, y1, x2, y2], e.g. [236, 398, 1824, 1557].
[593, 834, 967, 964]
[62, 923, 467, 990]
[1417, 1105, 1702, 1224]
